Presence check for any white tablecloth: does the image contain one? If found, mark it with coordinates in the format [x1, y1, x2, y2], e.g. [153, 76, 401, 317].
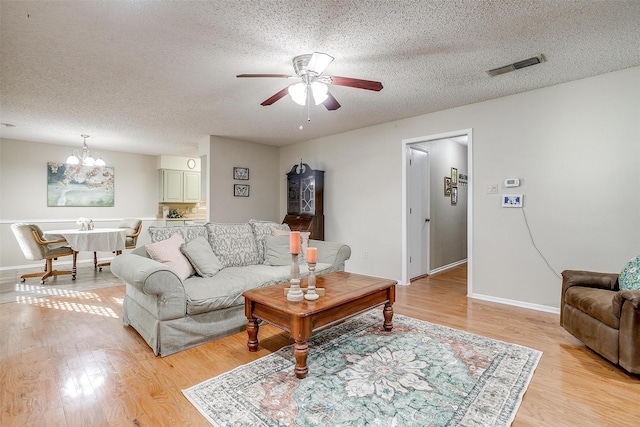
[44, 228, 126, 252]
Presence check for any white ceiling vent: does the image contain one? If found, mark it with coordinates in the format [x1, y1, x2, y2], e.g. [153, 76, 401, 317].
[486, 55, 545, 77]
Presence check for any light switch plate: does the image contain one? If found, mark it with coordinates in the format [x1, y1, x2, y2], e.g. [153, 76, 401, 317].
[502, 194, 523, 208]
[487, 185, 498, 194]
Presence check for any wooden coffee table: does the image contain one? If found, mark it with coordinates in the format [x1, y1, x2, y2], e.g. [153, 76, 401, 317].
[243, 271, 396, 379]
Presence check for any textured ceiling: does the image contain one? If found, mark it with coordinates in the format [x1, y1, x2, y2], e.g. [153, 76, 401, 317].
[1, 1, 639, 156]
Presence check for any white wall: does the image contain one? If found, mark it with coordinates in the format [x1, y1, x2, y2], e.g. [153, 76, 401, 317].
[208, 136, 280, 223]
[281, 66, 640, 310]
[0, 138, 159, 268]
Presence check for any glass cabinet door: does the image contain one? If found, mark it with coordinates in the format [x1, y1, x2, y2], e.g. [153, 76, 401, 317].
[300, 176, 315, 213]
[288, 178, 300, 213]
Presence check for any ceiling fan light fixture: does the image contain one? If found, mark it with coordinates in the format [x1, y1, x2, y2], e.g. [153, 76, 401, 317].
[288, 82, 307, 105]
[310, 81, 328, 105]
[238, 52, 381, 111]
[307, 52, 334, 75]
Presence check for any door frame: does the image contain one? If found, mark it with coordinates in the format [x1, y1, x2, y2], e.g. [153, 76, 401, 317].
[401, 128, 473, 294]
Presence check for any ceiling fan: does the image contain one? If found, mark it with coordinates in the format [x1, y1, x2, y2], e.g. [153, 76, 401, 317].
[236, 52, 383, 111]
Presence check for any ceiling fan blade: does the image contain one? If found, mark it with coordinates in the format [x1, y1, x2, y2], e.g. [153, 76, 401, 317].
[260, 86, 290, 106]
[323, 92, 341, 111]
[328, 76, 383, 91]
[236, 74, 292, 78]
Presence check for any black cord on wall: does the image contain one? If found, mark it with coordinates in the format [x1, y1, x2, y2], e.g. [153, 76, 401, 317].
[521, 208, 562, 279]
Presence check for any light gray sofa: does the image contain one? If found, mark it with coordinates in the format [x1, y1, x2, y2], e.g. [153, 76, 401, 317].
[111, 220, 351, 356]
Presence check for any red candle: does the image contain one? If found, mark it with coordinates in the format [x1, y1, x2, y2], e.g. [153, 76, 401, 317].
[289, 231, 300, 254]
[306, 247, 317, 263]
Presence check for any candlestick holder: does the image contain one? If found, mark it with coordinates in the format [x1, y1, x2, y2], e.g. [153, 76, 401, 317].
[304, 262, 319, 300]
[287, 253, 304, 302]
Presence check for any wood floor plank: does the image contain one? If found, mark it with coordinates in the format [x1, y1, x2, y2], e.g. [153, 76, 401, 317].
[1, 263, 639, 426]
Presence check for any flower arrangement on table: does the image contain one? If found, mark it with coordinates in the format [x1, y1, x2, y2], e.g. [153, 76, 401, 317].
[76, 217, 93, 231]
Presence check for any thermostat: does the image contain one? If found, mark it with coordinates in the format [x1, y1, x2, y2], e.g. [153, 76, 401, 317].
[504, 178, 520, 187]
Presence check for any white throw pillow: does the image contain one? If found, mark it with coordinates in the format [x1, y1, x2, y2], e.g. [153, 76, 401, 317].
[145, 233, 194, 281]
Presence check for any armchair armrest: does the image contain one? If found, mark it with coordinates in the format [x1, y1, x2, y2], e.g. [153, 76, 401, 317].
[612, 289, 640, 374]
[33, 230, 67, 245]
[613, 290, 640, 313]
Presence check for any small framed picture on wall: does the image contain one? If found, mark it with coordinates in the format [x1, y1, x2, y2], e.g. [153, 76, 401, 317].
[233, 167, 249, 180]
[451, 167, 458, 185]
[444, 177, 452, 196]
[234, 184, 250, 197]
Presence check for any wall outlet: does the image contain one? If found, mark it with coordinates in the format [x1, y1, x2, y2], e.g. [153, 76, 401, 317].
[487, 185, 498, 194]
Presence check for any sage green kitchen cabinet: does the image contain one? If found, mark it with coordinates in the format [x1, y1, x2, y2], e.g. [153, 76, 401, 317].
[160, 169, 201, 203]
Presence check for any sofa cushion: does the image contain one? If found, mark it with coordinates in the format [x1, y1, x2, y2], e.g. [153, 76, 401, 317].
[565, 286, 620, 329]
[205, 223, 260, 267]
[619, 256, 640, 291]
[263, 235, 293, 266]
[148, 225, 208, 243]
[273, 229, 310, 263]
[145, 233, 194, 281]
[183, 262, 334, 315]
[249, 219, 290, 263]
[180, 236, 223, 277]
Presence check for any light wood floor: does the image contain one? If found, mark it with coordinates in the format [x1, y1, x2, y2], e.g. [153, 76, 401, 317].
[1, 264, 638, 426]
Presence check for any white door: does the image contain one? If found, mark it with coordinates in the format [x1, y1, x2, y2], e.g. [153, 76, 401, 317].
[408, 148, 430, 279]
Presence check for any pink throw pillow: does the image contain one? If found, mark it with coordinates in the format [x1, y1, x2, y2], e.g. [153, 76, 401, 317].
[145, 233, 194, 281]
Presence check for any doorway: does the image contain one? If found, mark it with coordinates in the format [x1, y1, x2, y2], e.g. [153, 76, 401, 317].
[401, 129, 473, 292]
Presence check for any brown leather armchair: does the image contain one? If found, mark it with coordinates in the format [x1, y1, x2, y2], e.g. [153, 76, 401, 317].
[561, 270, 640, 374]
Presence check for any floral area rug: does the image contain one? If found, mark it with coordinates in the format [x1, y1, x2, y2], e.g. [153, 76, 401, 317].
[183, 310, 542, 426]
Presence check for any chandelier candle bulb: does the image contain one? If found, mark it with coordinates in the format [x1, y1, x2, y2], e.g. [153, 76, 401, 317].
[289, 231, 300, 254]
[306, 247, 317, 264]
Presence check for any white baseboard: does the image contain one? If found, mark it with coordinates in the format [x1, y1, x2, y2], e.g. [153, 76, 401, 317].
[469, 292, 560, 314]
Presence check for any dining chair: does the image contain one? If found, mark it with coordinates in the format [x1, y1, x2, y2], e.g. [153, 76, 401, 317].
[95, 219, 143, 271]
[11, 223, 77, 284]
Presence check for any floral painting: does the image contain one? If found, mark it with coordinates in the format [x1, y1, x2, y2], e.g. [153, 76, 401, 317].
[47, 162, 114, 207]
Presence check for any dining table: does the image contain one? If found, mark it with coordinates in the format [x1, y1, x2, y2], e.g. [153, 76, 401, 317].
[44, 228, 127, 274]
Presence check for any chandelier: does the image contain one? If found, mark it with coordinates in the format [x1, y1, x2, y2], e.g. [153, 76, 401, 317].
[66, 134, 105, 166]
